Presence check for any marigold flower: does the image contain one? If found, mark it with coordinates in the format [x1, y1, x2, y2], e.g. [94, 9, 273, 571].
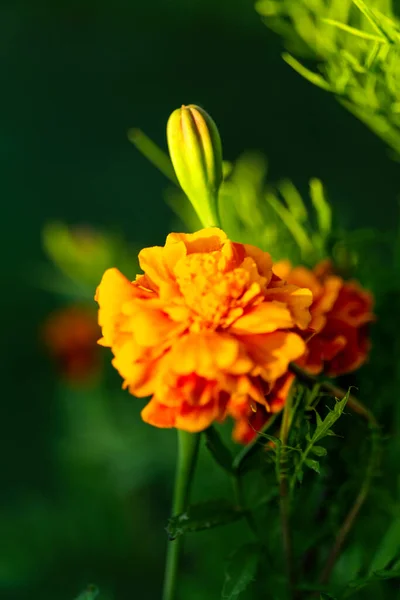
[233, 259, 375, 444]
[43, 306, 101, 384]
[95, 228, 313, 432]
[274, 259, 375, 376]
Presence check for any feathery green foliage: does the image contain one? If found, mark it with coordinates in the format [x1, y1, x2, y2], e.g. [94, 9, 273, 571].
[256, 0, 400, 156]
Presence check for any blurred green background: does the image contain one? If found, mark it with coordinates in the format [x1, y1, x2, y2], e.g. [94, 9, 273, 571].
[2, 1, 400, 599]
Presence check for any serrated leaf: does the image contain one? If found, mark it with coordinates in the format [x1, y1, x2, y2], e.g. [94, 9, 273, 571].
[312, 391, 350, 443]
[204, 426, 234, 473]
[74, 586, 99, 600]
[305, 459, 320, 474]
[368, 516, 400, 574]
[325, 429, 340, 437]
[166, 499, 244, 540]
[222, 543, 260, 600]
[311, 446, 328, 457]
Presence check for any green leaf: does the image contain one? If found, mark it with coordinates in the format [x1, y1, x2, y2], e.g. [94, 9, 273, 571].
[257, 431, 281, 446]
[277, 179, 308, 222]
[321, 18, 387, 43]
[282, 54, 333, 92]
[305, 459, 320, 474]
[74, 586, 99, 600]
[265, 190, 314, 259]
[351, 0, 392, 42]
[368, 516, 400, 574]
[204, 426, 234, 473]
[166, 499, 244, 540]
[222, 543, 260, 599]
[309, 178, 331, 238]
[311, 446, 328, 457]
[312, 390, 350, 444]
[127, 128, 179, 186]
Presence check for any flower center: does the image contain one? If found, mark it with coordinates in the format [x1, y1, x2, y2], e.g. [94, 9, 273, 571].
[174, 252, 254, 329]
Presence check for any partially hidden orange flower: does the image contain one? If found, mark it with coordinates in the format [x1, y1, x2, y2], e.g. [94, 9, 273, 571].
[274, 259, 375, 377]
[95, 228, 313, 432]
[43, 306, 101, 384]
[233, 259, 375, 444]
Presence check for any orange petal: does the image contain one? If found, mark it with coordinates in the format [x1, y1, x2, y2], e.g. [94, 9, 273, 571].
[229, 301, 294, 334]
[166, 227, 227, 254]
[123, 307, 185, 348]
[265, 285, 313, 330]
[170, 332, 239, 376]
[243, 245, 273, 284]
[95, 268, 135, 347]
[175, 399, 225, 432]
[141, 398, 177, 428]
[138, 242, 186, 290]
[111, 340, 156, 396]
[272, 260, 292, 281]
[240, 331, 306, 382]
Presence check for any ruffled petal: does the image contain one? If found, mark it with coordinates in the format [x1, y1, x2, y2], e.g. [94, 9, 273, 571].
[229, 301, 294, 334]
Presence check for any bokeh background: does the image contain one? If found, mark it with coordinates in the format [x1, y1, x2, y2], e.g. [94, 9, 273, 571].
[2, 1, 400, 599]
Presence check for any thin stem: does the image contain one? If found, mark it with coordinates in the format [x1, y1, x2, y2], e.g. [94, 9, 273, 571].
[288, 363, 380, 587]
[319, 425, 380, 585]
[162, 430, 200, 600]
[279, 392, 296, 600]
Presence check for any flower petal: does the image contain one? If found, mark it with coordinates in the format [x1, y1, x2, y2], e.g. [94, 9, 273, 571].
[95, 268, 136, 347]
[229, 301, 294, 334]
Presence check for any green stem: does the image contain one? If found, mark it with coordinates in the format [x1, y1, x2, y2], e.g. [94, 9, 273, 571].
[288, 363, 381, 588]
[279, 392, 296, 600]
[318, 424, 380, 585]
[162, 430, 200, 600]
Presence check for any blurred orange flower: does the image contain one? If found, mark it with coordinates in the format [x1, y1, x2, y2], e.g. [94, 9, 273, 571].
[233, 259, 375, 444]
[232, 372, 295, 444]
[274, 259, 375, 377]
[95, 228, 312, 432]
[43, 306, 101, 384]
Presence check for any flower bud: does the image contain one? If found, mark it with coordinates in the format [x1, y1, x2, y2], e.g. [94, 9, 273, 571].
[167, 104, 223, 227]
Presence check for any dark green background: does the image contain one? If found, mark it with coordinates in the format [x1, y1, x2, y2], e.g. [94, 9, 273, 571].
[1, 1, 399, 599]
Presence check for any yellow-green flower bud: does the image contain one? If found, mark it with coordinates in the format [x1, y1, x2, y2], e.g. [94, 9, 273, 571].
[167, 104, 223, 228]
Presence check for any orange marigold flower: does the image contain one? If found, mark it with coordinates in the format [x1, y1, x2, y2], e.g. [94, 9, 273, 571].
[43, 306, 101, 384]
[233, 259, 375, 445]
[274, 259, 375, 377]
[95, 228, 313, 432]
